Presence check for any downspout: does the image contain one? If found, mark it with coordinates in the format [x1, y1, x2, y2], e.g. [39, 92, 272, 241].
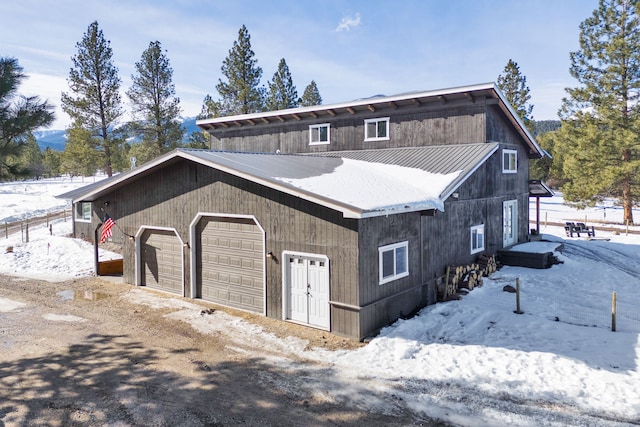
[94, 224, 101, 276]
[536, 196, 541, 234]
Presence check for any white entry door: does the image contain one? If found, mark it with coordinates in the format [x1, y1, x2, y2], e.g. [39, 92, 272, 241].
[285, 253, 330, 330]
[503, 200, 518, 247]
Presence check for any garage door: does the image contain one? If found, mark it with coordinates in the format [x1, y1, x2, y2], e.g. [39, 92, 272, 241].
[197, 216, 264, 313]
[140, 229, 183, 295]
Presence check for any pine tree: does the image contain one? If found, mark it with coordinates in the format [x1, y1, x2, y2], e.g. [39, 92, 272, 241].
[556, 0, 640, 223]
[0, 57, 54, 180]
[61, 21, 123, 177]
[529, 131, 565, 187]
[265, 58, 298, 110]
[201, 25, 265, 117]
[496, 59, 534, 133]
[299, 80, 322, 107]
[17, 134, 44, 179]
[127, 41, 184, 162]
[184, 131, 209, 149]
[61, 126, 101, 177]
[42, 147, 62, 177]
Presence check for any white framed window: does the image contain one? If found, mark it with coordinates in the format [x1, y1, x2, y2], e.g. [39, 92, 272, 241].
[470, 224, 485, 254]
[502, 149, 518, 173]
[76, 202, 91, 222]
[309, 123, 330, 145]
[364, 117, 390, 141]
[378, 241, 409, 285]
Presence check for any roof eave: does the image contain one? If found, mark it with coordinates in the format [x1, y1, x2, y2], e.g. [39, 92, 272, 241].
[62, 149, 183, 203]
[196, 82, 498, 128]
[490, 84, 545, 159]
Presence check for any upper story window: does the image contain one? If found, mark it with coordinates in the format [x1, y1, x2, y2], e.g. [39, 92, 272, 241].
[502, 149, 518, 173]
[76, 202, 91, 222]
[309, 123, 330, 145]
[365, 117, 390, 141]
[470, 224, 485, 254]
[379, 241, 409, 285]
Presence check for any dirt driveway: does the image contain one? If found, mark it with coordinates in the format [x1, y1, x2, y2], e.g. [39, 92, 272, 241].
[0, 274, 445, 426]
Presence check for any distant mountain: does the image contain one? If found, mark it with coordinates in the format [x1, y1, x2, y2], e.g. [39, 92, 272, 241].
[34, 117, 200, 151]
[34, 129, 68, 151]
[182, 116, 199, 135]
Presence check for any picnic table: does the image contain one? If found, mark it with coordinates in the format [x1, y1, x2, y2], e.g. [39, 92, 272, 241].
[564, 222, 596, 238]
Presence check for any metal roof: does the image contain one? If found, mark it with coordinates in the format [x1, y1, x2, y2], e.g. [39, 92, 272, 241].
[56, 143, 499, 219]
[309, 143, 498, 201]
[56, 175, 120, 201]
[529, 180, 554, 198]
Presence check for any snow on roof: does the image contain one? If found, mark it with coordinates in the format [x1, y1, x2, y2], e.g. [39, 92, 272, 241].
[57, 144, 493, 219]
[275, 157, 460, 214]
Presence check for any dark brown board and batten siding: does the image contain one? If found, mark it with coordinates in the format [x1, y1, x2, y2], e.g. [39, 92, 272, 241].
[92, 160, 363, 338]
[208, 101, 489, 154]
[352, 144, 530, 338]
[357, 212, 424, 339]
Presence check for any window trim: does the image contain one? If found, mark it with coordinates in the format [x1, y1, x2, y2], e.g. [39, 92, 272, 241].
[502, 149, 518, 173]
[76, 202, 92, 223]
[470, 224, 485, 254]
[364, 117, 390, 141]
[378, 241, 409, 285]
[309, 123, 330, 145]
[503, 199, 518, 247]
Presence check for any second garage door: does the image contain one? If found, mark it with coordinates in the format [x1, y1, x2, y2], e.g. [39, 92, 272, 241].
[196, 216, 264, 313]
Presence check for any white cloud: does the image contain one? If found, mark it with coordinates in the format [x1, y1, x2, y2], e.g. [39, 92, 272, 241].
[336, 13, 361, 32]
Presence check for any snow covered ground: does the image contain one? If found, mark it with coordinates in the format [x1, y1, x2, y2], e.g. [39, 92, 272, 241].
[1, 176, 640, 425]
[0, 175, 119, 281]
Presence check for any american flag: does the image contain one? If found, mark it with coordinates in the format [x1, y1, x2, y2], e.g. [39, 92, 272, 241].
[100, 214, 115, 243]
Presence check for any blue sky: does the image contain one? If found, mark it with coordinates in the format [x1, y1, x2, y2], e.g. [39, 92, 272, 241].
[1, 0, 599, 129]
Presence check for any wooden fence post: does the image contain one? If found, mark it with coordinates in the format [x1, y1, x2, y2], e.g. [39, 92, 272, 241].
[25, 223, 29, 243]
[611, 291, 617, 332]
[514, 278, 524, 314]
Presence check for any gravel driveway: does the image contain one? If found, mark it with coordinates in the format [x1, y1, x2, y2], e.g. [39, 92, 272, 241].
[0, 274, 443, 426]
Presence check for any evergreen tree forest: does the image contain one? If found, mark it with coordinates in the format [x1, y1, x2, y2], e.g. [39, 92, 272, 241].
[4, 3, 640, 224]
[3, 23, 324, 180]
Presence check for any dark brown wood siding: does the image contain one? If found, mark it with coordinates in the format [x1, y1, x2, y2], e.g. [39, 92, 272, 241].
[208, 101, 488, 154]
[420, 144, 530, 291]
[486, 104, 536, 160]
[92, 160, 361, 338]
[357, 212, 426, 339]
[353, 144, 530, 339]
